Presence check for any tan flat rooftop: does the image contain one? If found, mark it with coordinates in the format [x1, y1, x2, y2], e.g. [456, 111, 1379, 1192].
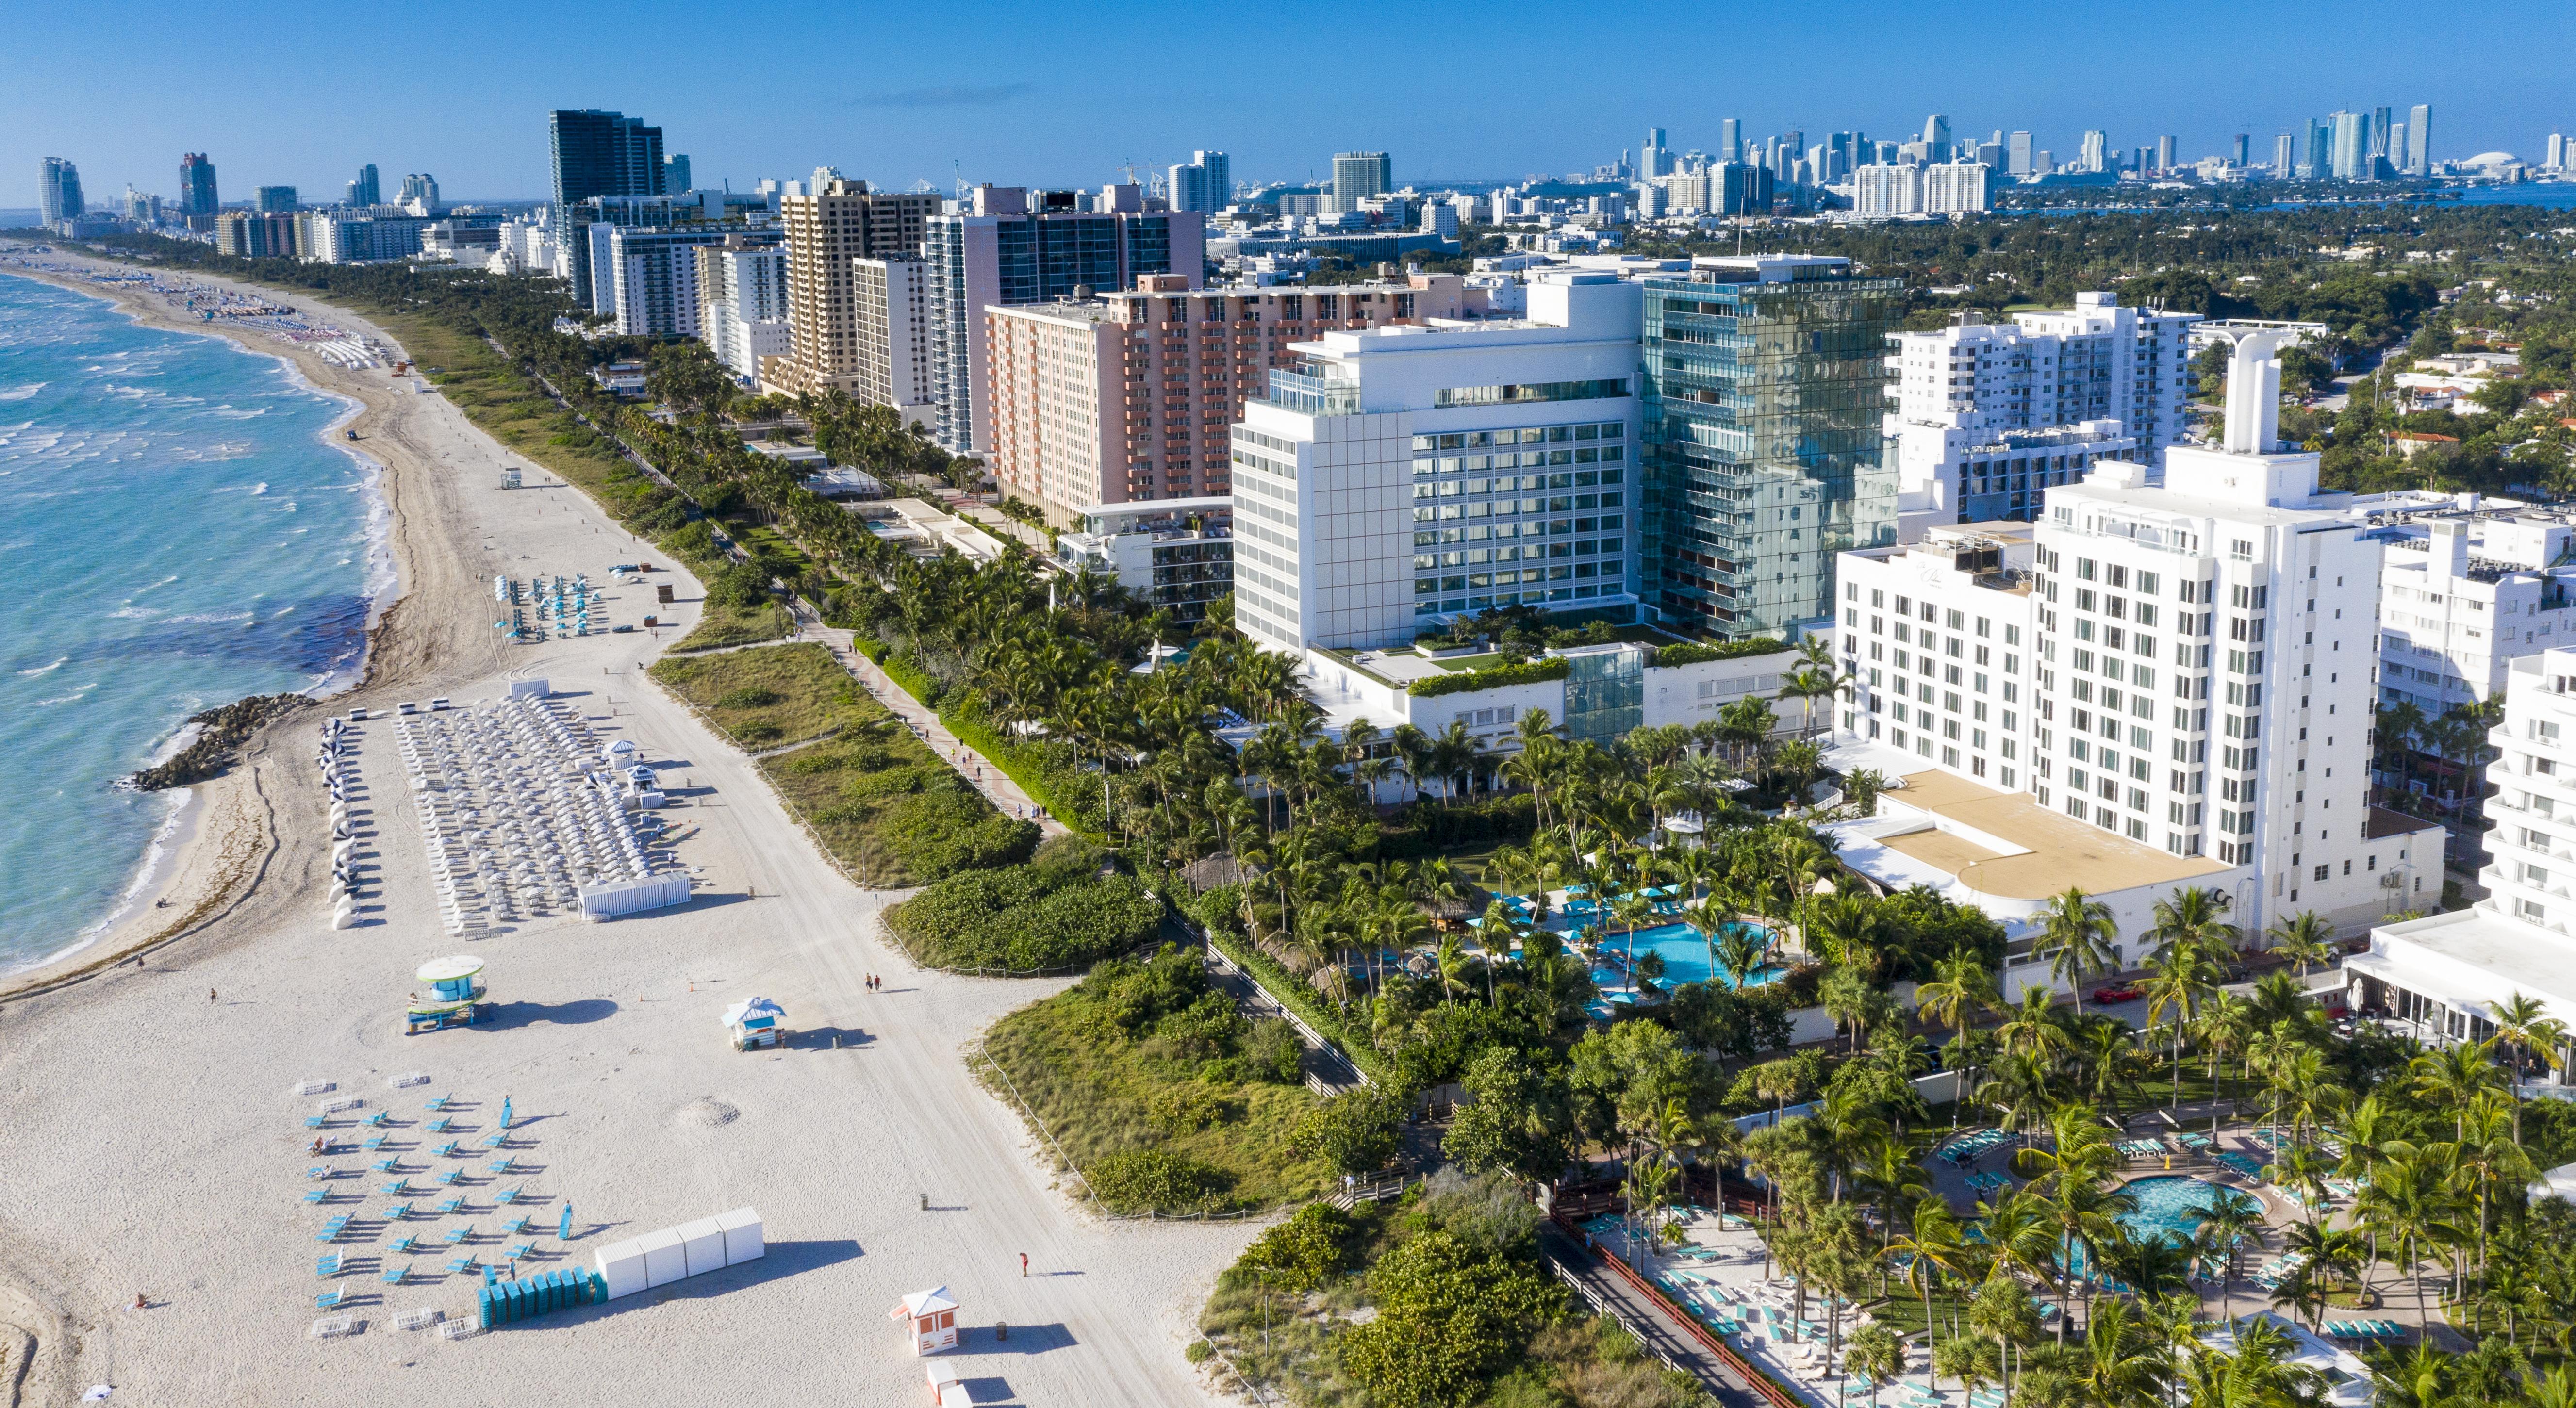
[1881, 768, 2228, 900]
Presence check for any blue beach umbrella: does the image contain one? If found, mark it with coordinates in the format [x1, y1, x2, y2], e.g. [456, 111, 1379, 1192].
[559, 1203, 574, 1240]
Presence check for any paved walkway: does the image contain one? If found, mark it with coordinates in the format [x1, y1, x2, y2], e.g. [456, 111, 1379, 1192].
[785, 599, 1069, 838]
[1537, 1223, 1771, 1408]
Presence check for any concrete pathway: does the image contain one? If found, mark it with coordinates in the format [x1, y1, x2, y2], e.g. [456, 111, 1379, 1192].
[1538, 1223, 1771, 1408]
[785, 599, 1070, 837]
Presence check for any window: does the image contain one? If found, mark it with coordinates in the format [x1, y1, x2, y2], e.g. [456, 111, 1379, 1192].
[2313, 864, 2330, 882]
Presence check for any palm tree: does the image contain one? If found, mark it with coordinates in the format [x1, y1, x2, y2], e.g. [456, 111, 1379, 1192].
[2138, 937, 2216, 1111]
[2191, 1186, 2265, 1319]
[2033, 886, 2120, 1015]
[2265, 909, 2337, 978]
[2488, 991, 2569, 1142]
[1888, 1197, 1968, 1353]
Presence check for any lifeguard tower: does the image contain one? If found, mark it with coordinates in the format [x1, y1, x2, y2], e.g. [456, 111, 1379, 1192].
[891, 1287, 958, 1356]
[722, 997, 786, 1051]
[406, 955, 490, 1035]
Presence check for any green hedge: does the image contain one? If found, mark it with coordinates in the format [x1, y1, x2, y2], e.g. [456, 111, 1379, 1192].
[1405, 658, 1569, 698]
[1649, 638, 1792, 668]
[885, 854, 1160, 972]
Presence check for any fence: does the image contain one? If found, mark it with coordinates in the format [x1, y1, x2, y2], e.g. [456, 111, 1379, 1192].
[1553, 1212, 1805, 1408]
[1544, 1256, 1685, 1374]
[1199, 930, 1370, 1089]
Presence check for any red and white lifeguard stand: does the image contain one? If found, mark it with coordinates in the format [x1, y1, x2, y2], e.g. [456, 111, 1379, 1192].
[892, 1286, 958, 1356]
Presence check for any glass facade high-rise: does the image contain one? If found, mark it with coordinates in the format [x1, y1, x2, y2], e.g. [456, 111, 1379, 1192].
[179, 154, 219, 218]
[1330, 151, 1390, 211]
[345, 164, 379, 208]
[2408, 104, 2433, 174]
[549, 109, 665, 208]
[38, 158, 83, 225]
[1641, 256, 1901, 639]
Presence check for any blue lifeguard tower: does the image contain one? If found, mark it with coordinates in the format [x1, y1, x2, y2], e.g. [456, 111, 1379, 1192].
[406, 955, 490, 1035]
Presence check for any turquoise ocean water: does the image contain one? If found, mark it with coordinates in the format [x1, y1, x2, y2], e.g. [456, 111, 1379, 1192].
[0, 274, 385, 972]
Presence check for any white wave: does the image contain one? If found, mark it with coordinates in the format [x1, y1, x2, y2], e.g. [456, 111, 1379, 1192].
[0, 383, 44, 401]
[31, 681, 98, 706]
[15, 656, 66, 676]
[105, 606, 158, 619]
[166, 611, 253, 625]
[244, 481, 268, 495]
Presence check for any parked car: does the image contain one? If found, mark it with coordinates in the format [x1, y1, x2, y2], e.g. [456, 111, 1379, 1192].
[2092, 983, 2143, 1005]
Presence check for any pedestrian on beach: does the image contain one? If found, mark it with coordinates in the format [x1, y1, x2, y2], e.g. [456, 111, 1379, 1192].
[208, 988, 216, 1003]
[1020, 1252, 1028, 1277]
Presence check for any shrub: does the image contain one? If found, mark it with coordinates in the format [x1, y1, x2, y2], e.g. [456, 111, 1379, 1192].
[713, 686, 782, 709]
[705, 561, 770, 609]
[1146, 1082, 1237, 1135]
[1087, 1147, 1235, 1214]
[883, 864, 1160, 971]
[880, 785, 1039, 881]
[1289, 1085, 1405, 1175]
[1405, 658, 1568, 698]
[1338, 1229, 1562, 1408]
[1649, 638, 1792, 668]
[1234, 1203, 1358, 1293]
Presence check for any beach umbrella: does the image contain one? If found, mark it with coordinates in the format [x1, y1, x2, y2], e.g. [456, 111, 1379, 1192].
[559, 1203, 573, 1240]
[500, 1096, 512, 1129]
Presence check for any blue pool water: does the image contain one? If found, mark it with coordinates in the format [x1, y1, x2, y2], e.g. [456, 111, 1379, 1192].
[0, 274, 384, 971]
[2118, 1175, 2233, 1244]
[1585, 922, 1782, 990]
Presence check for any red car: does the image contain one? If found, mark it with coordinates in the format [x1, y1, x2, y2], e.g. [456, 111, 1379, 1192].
[2091, 984, 2143, 1004]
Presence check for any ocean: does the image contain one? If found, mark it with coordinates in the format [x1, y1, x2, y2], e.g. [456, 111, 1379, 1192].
[0, 274, 386, 973]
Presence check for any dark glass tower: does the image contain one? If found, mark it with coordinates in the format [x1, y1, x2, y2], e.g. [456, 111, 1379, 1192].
[1640, 256, 1900, 639]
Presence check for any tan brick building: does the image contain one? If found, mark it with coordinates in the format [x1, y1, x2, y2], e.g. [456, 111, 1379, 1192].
[985, 273, 1489, 517]
[764, 180, 941, 398]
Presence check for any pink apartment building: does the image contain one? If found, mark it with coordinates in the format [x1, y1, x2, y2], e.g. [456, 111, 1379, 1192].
[985, 273, 1490, 517]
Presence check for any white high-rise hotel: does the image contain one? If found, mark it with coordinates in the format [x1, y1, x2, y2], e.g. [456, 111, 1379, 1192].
[1887, 293, 2196, 533]
[1837, 333, 2445, 937]
[1229, 272, 1643, 654]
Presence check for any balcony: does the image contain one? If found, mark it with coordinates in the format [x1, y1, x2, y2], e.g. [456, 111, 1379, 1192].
[1255, 364, 1364, 417]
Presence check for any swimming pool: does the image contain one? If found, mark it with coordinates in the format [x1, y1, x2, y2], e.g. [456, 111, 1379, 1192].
[2118, 1176, 2233, 1245]
[1586, 921, 1782, 991]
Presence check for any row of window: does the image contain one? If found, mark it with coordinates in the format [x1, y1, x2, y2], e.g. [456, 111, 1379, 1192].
[1414, 424, 1623, 451]
[1414, 514, 1624, 548]
[1415, 582, 1620, 616]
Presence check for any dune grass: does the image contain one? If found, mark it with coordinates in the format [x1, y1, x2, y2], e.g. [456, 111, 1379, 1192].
[649, 642, 863, 748]
[670, 600, 793, 653]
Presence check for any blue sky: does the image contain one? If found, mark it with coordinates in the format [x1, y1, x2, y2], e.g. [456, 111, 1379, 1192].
[11, 0, 2576, 208]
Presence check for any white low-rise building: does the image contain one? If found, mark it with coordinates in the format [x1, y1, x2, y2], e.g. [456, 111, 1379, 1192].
[2351, 644, 2576, 1073]
[1053, 497, 1235, 626]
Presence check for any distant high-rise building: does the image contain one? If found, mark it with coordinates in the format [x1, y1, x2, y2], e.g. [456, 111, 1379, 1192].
[548, 109, 666, 208]
[2328, 111, 2368, 180]
[2080, 130, 2109, 173]
[2274, 133, 2296, 176]
[2155, 135, 2177, 172]
[1640, 126, 1672, 179]
[2551, 134, 2570, 171]
[1330, 151, 1390, 212]
[2304, 121, 2333, 179]
[397, 173, 441, 209]
[2370, 106, 2394, 157]
[38, 158, 83, 225]
[924, 185, 1205, 455]
[694, 235, 792, 381]
[662, 154, 692, 196]
[345, 164, 380, 208]
[1166, 150, 1231, 213]
[1923, 114, 1952, 155]
[254, 185, 297, 213]
[2408, 104, 2433, 173]
[768, 179, 941, 399]
[2389, 121, 2411, 175]
[1719, 118, 1741, 164]
[122, 187, 159, 225]
[179, 154, 219, 218]
[2007, 131, 2034, 176]
[2231, 134, 2251, 168]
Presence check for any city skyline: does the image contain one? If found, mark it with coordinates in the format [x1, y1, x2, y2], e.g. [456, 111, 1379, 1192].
[8, 0, 2576, 208]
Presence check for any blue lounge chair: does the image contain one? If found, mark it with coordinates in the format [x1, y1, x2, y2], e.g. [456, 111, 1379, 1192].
[445, 1226, 474, 1244]
[366, 1111, 390, 1127]
[372, 1159, 398, 1173]
[316, 1253, 341, 1277]
[438, 1197, 465, 1215]
[485, 1134, 509, 1150]
[301, 1190, 330, 1205]
[389, 1235, 417, 1255]
[507, 1242, 533, 1261]
[380, 1179, 410, 1196]
[489, 1160, 516, 1175]
[382, 1266, 407, 1286]
[304, 1116, 327, 1130]
[316, 1289, 344, 1310]
[446, 1256, 477, 1275]
[427, 1117, 451, 1133]
[435, 1170, 461, 1187]
[495, 1186, 522, 1205]
[433, 1141, 460, 1158]
[387, 1202, 414, 1220]
[424, 1097, 448, 1112]
[363, 1135, 387, 1152]
[501, 1215, 528, 1236]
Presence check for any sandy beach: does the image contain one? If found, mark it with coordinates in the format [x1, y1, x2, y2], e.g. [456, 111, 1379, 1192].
[0, 250, 1254, 1406]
